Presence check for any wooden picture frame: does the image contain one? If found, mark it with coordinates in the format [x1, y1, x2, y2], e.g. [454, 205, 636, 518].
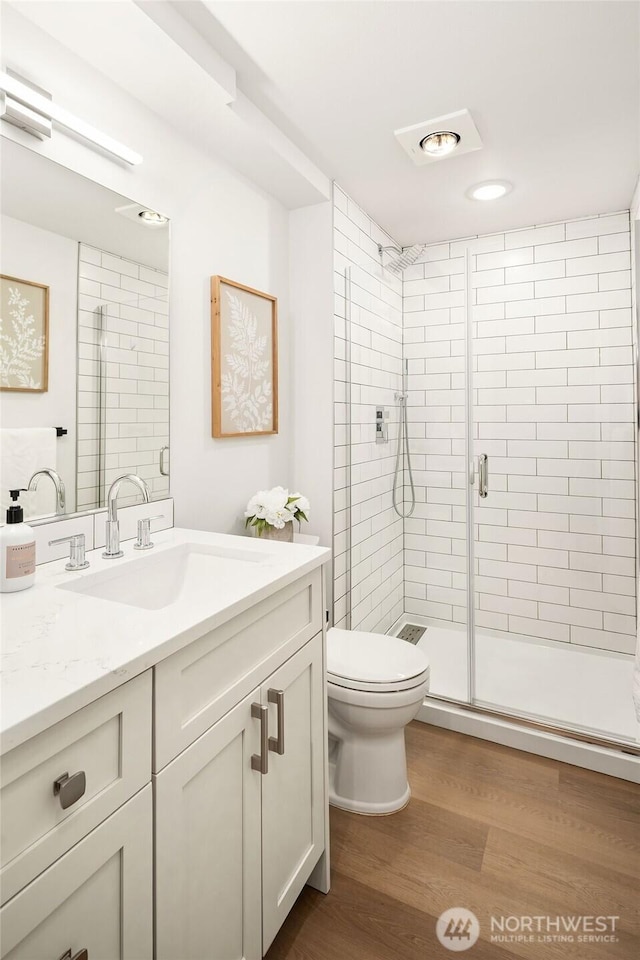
[0, 274, 49, 392]
[211, 275, 278, 438]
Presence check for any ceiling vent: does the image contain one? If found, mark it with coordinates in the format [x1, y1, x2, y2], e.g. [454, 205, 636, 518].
[394, 109, 482, 166]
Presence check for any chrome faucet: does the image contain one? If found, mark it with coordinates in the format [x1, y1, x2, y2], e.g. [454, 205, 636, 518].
[28, 468, 66, 515]
[103, 474, 150, 559]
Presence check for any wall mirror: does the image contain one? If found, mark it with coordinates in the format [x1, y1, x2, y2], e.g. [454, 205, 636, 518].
[0, 137, 170, 519]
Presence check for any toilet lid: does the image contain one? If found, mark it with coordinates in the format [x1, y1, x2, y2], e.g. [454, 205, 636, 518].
[327, 628, 429, 691]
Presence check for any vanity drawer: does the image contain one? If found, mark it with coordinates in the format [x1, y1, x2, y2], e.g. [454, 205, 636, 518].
[154, 569, 322, 770]
[0, 671, 151, 905]
[0, 785, 152, 960]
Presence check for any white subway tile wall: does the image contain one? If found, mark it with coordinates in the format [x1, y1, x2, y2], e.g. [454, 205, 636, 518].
[405, 211, 635, 655]
[77, 244, 169, 510]
[333, 185, 404, 632]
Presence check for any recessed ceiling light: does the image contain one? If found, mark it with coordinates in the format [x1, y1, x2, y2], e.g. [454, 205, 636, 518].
[467, 180, 513, 201]
[138, 209, 169, 225]
[420, 130, 460, 157]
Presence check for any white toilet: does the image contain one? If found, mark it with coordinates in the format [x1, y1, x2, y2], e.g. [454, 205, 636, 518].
[327, 627, 430, 815]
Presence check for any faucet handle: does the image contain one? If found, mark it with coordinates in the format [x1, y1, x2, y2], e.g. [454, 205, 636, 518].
[49, 533, 89, 571]
[134, 515, 165, 551]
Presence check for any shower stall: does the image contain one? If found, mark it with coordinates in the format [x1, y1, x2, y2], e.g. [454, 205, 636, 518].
[334, 195, 639, 771]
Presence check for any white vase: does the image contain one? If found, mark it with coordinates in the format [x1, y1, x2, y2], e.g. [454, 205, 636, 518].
[255, 523, 294, 542]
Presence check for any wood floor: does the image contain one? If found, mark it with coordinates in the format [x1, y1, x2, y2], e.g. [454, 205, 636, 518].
[266, 722, 640, 960]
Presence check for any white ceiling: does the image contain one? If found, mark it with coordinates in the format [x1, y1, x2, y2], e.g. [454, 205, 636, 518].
[206, 0, 640, 245]
[4, 0, 330, 211]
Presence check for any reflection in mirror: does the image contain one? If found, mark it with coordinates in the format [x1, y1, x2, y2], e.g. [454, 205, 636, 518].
[0, 138, 170, 519]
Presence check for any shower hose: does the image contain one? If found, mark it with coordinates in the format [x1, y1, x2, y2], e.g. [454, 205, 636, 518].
[392, 395, 416, 519]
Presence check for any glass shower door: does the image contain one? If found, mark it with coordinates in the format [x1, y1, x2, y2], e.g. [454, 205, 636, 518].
[469, 229, 638, 746]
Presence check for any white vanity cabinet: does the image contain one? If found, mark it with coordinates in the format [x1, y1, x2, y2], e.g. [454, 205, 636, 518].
[0, 672, 152, 906]
[155, 634, 325, 960]
[0, 558, 329, 960]
[0, 787, 153, 960]
[0, 671, 153, 960]
[261, 635, 325, 951]
[154, 569, 327, 959]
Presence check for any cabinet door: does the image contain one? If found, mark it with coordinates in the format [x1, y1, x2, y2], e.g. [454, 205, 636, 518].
[261, 634, 325, 953]
[0, 786, 152, 960]
[155, 690, 262, 960]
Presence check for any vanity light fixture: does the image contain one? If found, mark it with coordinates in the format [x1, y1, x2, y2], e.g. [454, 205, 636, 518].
[138, 210, 169, 225]
[420, 131, 460, 157]
[0, 71, 143, 166]
[467, 180, 513, 201]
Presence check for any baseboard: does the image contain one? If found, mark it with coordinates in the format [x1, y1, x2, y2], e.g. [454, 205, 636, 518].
[417, 699, 640, 784]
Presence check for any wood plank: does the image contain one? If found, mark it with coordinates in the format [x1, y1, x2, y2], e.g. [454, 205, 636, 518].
[482, 826, 640, 936]
[329, 802, 636, 959]
[406, 722, 560, 799]
[266, 869, 523, 960]
[267, 722, 640, 960]
[406, 728, 640, 879]
[331, 794, 489, 873]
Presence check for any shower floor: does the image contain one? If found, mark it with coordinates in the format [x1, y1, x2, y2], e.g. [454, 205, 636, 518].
[392, 618, 638, 745]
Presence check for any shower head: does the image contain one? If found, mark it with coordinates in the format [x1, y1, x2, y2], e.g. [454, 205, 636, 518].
[378, 243, 426, 275]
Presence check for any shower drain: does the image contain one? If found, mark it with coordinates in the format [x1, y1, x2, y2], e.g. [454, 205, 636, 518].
[397, 623, 426, 645]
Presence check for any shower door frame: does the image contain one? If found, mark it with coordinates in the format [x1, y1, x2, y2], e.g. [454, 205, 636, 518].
[463, 249, 476, 706]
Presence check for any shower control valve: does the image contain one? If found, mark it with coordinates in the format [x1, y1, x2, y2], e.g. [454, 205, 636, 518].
[375, 406, 390, 444]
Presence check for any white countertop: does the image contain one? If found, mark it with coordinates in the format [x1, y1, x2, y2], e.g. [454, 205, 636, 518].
[0, 527, 330, 754]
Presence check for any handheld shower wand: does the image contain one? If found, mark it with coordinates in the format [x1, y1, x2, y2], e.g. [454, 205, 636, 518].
[392, 360, 416, 518]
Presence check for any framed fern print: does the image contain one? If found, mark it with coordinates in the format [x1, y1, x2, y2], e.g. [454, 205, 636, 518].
[0, 275, 49, 392]
[211, 276, 278, 437]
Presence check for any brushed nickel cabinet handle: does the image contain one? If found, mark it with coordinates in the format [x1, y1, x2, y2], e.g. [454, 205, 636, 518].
[57, 948, 88, 960]
[251, 703, 269, 775]
[267, 689, 285, 756]
[53, 771, 86, 810]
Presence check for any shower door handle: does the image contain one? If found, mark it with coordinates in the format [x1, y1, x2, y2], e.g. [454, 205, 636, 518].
[478, 454, 489, 499]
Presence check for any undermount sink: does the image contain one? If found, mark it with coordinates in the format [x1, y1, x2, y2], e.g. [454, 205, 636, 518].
[57, 542, 269, 610]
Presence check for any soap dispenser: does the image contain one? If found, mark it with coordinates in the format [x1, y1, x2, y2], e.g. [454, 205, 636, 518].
[1, 489, 36, 592]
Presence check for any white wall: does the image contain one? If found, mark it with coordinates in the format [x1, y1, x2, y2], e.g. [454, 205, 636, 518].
[0, 215, 77, 512]
[171, 175, 292, 534]
[2, 8, 296, 536]
[289, 201, 334, 552]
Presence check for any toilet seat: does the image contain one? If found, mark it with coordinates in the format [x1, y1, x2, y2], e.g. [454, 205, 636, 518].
[327, 628, 430, 693]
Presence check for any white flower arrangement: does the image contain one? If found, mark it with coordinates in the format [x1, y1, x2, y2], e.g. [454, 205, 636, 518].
[245, 486, 310, 536]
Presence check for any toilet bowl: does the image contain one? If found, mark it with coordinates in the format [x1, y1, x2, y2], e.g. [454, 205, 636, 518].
[327, 628, 430, 815]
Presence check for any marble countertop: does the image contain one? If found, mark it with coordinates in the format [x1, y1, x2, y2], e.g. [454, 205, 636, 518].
[0, 527, 330, 754]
